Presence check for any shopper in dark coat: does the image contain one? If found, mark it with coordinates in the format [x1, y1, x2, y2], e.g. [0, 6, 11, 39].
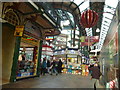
[88, 64, 94, 75]
[89, 63, 102, 89]
[47, 60, 51, 74]
[50, 60, 58, 75]
[41, 58, 47, 75]
[89, 63, 102, 79]
[58, 59, 63, 73]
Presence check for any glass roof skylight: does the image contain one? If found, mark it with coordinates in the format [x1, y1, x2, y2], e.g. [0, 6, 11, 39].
[73, 0, 85, 5]
[105, 0, 118, 8]
[52, 0, 118, 52]
[98, 0, 118, 50]
[79, 0, 89, 12]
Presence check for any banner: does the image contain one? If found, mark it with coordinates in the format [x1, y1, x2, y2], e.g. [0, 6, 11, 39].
[80, 36, 99, 42]
[85, 36, 99, 42]
[80, 36, 99, 46]
[81, 42, 92, 46]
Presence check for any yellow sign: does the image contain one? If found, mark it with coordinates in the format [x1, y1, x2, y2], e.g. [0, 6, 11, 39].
[14, 25, 24, 36]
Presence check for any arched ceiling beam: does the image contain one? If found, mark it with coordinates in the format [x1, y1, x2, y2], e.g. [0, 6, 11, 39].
[50, 2, 81, 30]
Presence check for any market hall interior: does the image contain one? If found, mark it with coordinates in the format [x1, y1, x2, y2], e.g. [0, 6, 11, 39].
[1, 0, 120, 89]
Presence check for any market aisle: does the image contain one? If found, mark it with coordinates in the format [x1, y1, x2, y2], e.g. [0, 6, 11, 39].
[3, 74, 95, 88]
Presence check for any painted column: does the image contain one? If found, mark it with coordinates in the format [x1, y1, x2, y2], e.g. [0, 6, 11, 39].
[10, 37, 21, 82]
[71, 30, 72, 46]
[80, 28, 83, 64]
[36, 40, 43, 77]
[65, 53, 68, 64]
[77, 29, 81, 64]
[0, 22, 2, 85]
[73, 28, 75, 47]
[66, 35, 68, 64]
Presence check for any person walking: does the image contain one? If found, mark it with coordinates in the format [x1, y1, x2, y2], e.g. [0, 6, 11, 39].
[47, 60, 51, 74]
[88, 64, 94, 76]
[50, 60, 58, 75]
[89, 63, 102, 89]
[58, 59, 63, 73]
[41, 58, 47, 75]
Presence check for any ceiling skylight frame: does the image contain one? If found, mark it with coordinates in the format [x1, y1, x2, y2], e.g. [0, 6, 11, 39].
[99, 3, 115, 49]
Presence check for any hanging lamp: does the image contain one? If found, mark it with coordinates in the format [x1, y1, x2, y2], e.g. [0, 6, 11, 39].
[80, 9, 98, 28]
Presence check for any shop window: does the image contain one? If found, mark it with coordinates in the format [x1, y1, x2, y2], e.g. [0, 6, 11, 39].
[17, 47, 36, 79]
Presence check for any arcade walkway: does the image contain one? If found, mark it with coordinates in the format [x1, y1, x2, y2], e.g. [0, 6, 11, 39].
[2, 74, 104, 89]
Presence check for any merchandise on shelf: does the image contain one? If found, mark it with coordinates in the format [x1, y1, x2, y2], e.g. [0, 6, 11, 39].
[62, 64, 82, 75]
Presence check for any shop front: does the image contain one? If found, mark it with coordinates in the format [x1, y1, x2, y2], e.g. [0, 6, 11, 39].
[16, 35, 39, 79]
[9, 20, 43, 81]
[2, 2, 59, 83]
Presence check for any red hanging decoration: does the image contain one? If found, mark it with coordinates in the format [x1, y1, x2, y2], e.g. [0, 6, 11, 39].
[80, 9, 98, 28]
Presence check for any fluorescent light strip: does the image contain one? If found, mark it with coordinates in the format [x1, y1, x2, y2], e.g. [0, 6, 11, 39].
[96, 2, 116, 50]
[41, 8, 44, 12]
[28, 0, 39, 10]
[43, 13, 56, 26]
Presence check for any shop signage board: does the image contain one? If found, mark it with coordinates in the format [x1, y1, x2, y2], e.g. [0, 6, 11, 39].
[85, 36, 99, 42]
[80, 36, 99, 46]
[14, 25, 24, 36]
[46, 36, 54, 40]
[21, 37, 38, 46]
[80, 36, 99, 42]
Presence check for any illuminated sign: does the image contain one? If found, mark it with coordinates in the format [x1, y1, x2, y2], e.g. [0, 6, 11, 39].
[46, 37, 53, 40]
[26, 37, 34, 40]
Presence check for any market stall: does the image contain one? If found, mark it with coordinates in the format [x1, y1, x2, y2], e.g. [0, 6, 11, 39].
[54, 48, 82, 74]
[16, 35, 39, 79]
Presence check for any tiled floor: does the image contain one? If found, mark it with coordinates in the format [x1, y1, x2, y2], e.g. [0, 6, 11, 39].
[2, 74, 103, 88]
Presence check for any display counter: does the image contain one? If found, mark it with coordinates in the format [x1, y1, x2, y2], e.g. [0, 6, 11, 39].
[17, 60, 36, 79]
